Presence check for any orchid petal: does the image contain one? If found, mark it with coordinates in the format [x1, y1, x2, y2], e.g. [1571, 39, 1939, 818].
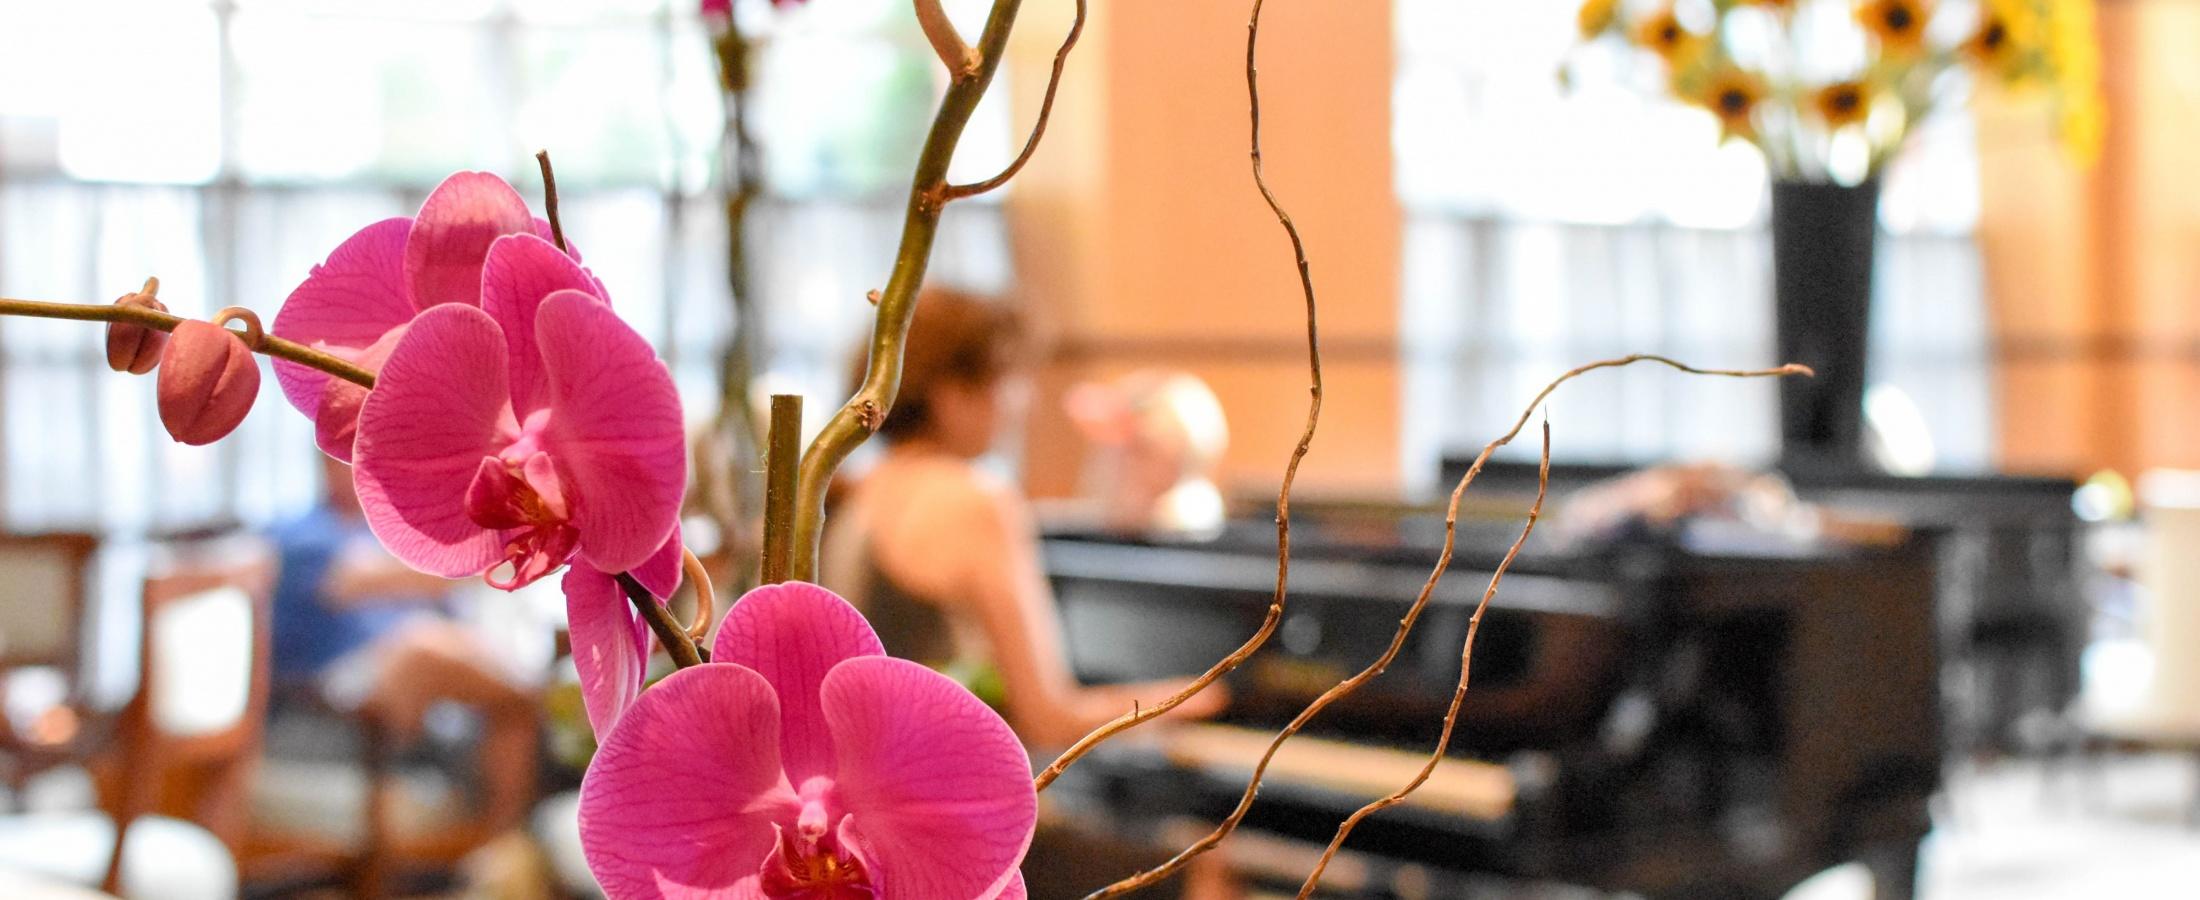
[312, 325, 406, 463]
[712, 583, 884, 784]
[822, 657, 1036, 900]
[631, 525, 685, 600]
[580, 664, 797, 899]
[479, 233, 603, 415]
[999, 871, 1028, 900]
[272, 217, 414, 418]
[563, 565, 650, 740]
[352, 304, 512, 577]
[536, 290, 686, 573]
[405, 171, 533, 310]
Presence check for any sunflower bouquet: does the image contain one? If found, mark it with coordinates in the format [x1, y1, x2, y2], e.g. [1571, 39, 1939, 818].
[1572, 0, 2102, 183]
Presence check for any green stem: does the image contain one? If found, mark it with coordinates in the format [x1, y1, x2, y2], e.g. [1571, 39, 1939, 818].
[620, 572, 704, 669]
[787, 0, 1027, 582]
[761, 394, 802, 585]
[0, 296, 376, 388]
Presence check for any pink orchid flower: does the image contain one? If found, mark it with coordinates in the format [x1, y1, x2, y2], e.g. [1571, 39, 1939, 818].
[349, 231, 684, 593]
[580, 582, 1036, 900]
[272, 171, 591, 461]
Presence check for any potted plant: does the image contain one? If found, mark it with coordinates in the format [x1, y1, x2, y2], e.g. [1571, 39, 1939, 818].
[1572, 0, 2101, 469]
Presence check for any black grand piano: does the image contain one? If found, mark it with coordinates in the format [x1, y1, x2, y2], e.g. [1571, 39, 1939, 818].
[1043, 496, 1946, 899]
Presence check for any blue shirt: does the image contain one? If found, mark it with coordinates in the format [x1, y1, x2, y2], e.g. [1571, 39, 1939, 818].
[268, 506, 436, 679]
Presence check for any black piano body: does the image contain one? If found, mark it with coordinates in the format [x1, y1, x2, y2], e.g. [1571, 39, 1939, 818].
[1045, 511, 1941, 899]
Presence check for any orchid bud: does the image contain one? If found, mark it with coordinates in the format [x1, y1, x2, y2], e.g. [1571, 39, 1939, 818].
[157, 320, 260, 446]
[104, 293, 170, 375]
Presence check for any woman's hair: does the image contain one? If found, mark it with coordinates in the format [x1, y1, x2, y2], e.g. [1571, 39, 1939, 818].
[852, 290, 1026, 443]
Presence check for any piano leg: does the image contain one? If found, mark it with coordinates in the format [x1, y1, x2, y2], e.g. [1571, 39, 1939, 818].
[1860, 839, 1921, 900]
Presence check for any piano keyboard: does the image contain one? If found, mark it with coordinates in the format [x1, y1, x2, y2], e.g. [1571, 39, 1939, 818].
[1157, 723, 1516, 821]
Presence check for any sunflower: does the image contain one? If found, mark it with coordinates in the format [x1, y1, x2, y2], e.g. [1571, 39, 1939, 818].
[1696, 68, 1769, 141]
[1578, 0, 1621, 37]
[1633, 8, 1708, 67]
[1961, 0, 2038, 76]
[1812, 80, 1873, 128]
[1856, 0, 1932, 54]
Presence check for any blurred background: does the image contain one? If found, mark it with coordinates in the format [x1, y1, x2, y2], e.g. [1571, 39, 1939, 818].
[0, 0, 2196, 897]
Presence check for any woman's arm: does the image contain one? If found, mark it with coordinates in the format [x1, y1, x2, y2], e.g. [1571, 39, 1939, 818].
[951, 481, 1222, 747]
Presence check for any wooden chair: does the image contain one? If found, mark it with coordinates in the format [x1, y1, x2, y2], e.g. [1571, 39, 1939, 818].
[0, 534, 272, 899]
[0, 532, 102, 794]
[100, 537, 276, 868]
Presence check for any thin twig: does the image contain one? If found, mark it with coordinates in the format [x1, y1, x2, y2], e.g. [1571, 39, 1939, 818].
[1038, 0, 1328, 800]
[0, 296, 377, 388]
[619, 572, 704, 669]
[1297, 420, 1551, 897]
[681, 547, 717, 642]
[534, 150, 568, 254]
[787, 0, 1029, 582]
[943, 0, 1087, 201]
[1085, 358, 1803, 898]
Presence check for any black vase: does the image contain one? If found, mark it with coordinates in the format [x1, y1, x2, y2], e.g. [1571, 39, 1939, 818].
[1770, 178, 1880, 472]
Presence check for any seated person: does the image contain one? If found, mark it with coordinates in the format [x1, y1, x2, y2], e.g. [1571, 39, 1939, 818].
[821, 291, 1231, 899]
[1063, 369, 1230, 539]
[821, 291, 1223, 748]
[267, 454, 536, 834]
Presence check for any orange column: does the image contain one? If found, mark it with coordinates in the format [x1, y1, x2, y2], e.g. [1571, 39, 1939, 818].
[1981, 0, 2200, 477]
[1005, 0, 1401, 500]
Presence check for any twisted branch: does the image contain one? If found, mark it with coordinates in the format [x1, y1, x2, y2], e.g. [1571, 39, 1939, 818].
[943, 0, 1087, 201]
[1034, 0, 1324, 798]
[787, 0, 1030, 582]
[1297, 422, 1549, 895]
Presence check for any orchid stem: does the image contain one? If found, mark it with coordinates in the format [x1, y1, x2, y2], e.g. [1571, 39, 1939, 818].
[619, 572, 705, 669]
[787, 0, 1030, 583]
[0, 296, 376, 388]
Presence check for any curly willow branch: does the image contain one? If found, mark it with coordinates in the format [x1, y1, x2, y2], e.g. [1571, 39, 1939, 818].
[789, 0, 1060, 582]
[1033, 0, 1325, 799]
[944, 0, 1087, 201]
[1084, 356, 1807, 898]
[1298, 421, 1549, 896]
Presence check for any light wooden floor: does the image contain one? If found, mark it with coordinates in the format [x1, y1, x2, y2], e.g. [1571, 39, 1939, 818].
[1789, 752, 2200, 900]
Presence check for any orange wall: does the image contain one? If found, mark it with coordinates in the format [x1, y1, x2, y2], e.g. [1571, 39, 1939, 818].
[1005, 0, 1401, 500]
[1984, 0, 2200, 477]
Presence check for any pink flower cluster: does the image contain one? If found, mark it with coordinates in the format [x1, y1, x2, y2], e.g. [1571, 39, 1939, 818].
[582, 582, 1036, 900]
[273, 171, 686, 735]
[250, 170, 1037, 899]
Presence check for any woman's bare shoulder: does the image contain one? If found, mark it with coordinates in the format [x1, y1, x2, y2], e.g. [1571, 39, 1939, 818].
[866, 457, 1026, 533]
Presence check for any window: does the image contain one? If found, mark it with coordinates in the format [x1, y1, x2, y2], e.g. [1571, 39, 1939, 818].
[0, 0, 1014, 532]
[1394, 0, 1991, 486]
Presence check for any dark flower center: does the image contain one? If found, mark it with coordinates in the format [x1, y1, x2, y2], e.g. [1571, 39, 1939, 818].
[1719, 89, 1751, 115]
[1982, 21, 2007, 49]
[1885, 5, 1915, 32]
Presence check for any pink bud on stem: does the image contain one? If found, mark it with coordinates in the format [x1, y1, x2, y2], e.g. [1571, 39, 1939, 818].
[157, 314, 261, 446]
[104, 281, 169, 375]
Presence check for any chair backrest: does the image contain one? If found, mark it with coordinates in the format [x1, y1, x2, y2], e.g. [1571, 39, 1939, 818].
[0, 532, 98, 671]
[102, 535, 274, 882]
